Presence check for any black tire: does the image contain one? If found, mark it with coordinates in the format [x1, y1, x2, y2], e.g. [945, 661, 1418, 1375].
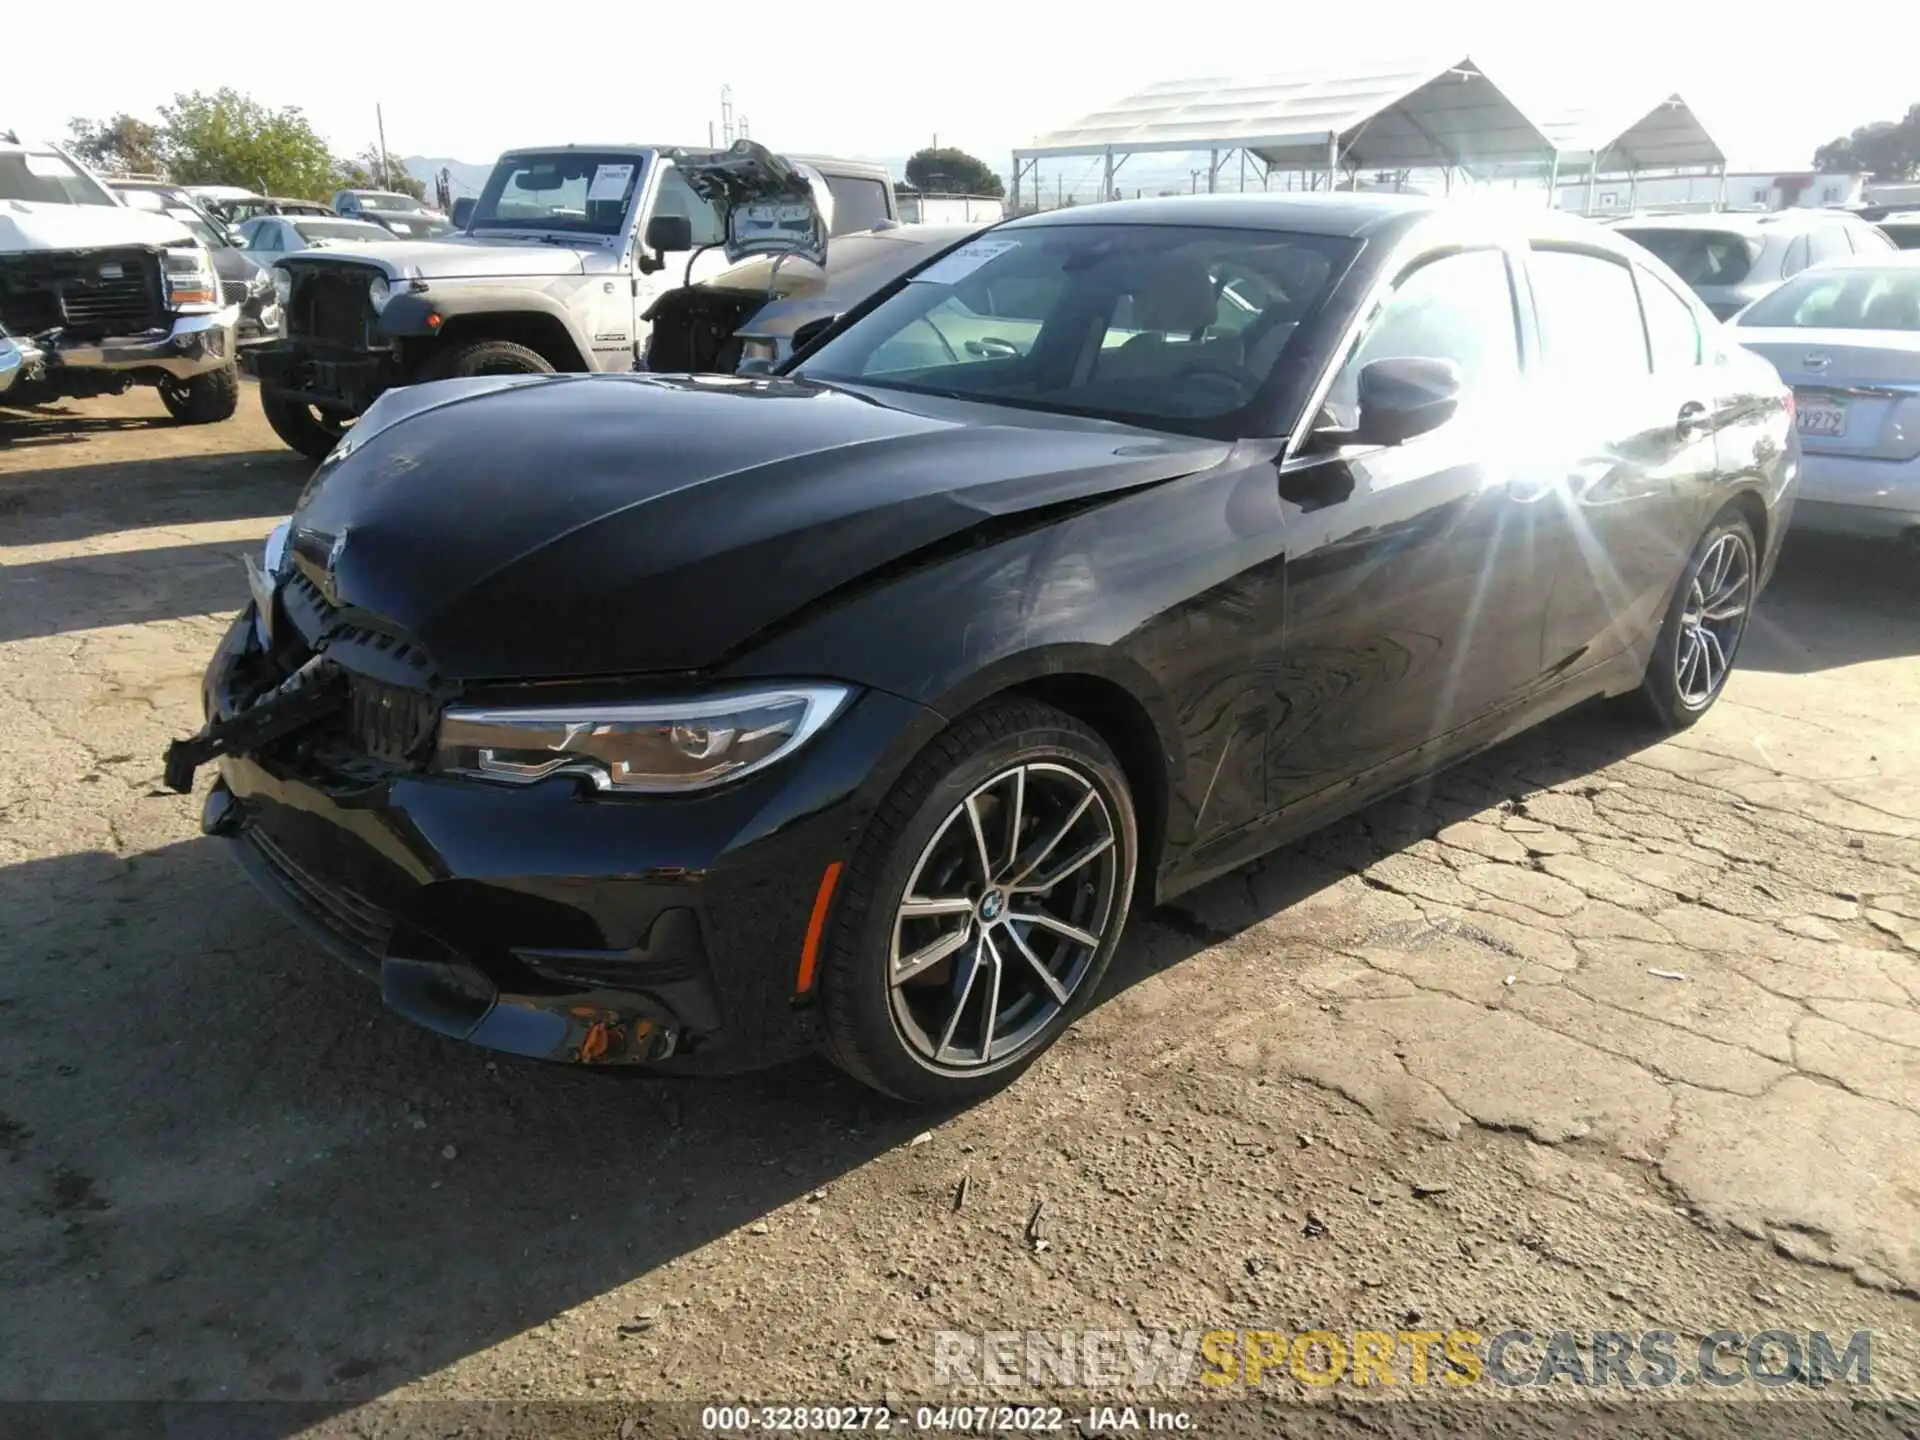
[158, 364, 240, 424]
[818, 699, 1139, 1105]
[417, 338, 556, 381]
[1636, 509, 1758, 730]
[260, 383, 350, 461]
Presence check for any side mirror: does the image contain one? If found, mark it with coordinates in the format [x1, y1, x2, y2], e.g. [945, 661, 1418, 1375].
[790, 314, 838, 354]
[639, 214, 692, 275]
[1346, 355, 1463, 446]
[644, 214, 693, 255]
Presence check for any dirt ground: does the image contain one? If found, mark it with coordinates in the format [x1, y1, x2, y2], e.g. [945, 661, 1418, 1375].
[3, 386, 1918, 1435]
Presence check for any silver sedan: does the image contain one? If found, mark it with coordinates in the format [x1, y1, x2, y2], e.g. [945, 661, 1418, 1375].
[1729, 251, 1920, 543]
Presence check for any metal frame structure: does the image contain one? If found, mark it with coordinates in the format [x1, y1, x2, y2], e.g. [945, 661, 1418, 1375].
[1010, 56, 1557, 210]
[1533, 93, 1728, 213]
[1009, 64, 1734, 217]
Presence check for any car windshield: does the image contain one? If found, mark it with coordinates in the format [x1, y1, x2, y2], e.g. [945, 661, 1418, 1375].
[795, 222, 1354, 433]
[1618, 227, 1758, 287]
[1738, 266, 1920, 330]
[470, 152, 644, 236]
[167, 208, 228, 247]
[0, 150, 115, 206]
[362, 192, 423, 211]
[293, 219, 393, 243]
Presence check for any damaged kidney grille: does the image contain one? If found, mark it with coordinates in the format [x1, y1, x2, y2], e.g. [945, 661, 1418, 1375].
[347, 676, 440, 766]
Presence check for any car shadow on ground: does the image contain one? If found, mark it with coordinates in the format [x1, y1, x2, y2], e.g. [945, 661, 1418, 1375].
[0, 403, 177, 450]
[1740, 532, 1920, 675]
[0, 539, 276, 644]
[0, 697, 1668, 1417]
[0, 448, 308, 550]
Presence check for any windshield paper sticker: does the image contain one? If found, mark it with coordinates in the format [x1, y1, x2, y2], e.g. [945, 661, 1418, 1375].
[586, 164, 636, 201]
[912, 238, 1022, 286]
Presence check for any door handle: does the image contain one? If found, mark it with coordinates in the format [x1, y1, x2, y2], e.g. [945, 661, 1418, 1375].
[1676, 401, 1711, 439]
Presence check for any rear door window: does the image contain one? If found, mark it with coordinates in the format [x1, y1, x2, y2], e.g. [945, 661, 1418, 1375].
[1805, 226, 1852, 267]
[1638, 268, 1703, 370]
[1529, 248, 1651, 383]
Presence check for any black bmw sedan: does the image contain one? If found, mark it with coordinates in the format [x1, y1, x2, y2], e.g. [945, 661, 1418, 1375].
[169, 194, 1798, 1104]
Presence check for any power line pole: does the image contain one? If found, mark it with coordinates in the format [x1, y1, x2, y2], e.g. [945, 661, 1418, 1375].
[376, 104, 390, 188]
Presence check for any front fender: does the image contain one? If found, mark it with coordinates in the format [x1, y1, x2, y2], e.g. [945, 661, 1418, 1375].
[379, 288, 596, 366]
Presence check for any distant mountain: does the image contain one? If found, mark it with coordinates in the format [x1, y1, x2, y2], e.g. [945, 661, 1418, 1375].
[400, 156, 493, 200]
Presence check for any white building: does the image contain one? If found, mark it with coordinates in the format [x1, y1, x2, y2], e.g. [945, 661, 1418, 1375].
[1554, 169, 1867, 216]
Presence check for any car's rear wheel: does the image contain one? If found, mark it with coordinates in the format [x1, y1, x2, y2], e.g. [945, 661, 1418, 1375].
[819, 699, 1138, 1105]
[260, 383, 350, 460]
[1637, 509, 1757, 729]
[418, 339, 556, 381]
[158, 364, 239, 424]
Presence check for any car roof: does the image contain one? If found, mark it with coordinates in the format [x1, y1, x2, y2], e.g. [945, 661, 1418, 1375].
[789, 154, 891, 179]
[1615, 209, 1874, 233]
[1799, 248, 1920, 269]
[1002, 192, 1434, 239]
[995, 193, 1649, 256]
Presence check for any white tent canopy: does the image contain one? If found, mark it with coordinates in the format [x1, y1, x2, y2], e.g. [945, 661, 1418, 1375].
[1537, 92, 1726, 178]
[1011, 56, 1558, 206]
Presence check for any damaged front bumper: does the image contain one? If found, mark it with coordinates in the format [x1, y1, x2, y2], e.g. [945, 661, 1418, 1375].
[186, 605, 934, 1073]
[0, 333, 41, 395]
[248, 341, 394, 412]
[46, 305, 240, 380]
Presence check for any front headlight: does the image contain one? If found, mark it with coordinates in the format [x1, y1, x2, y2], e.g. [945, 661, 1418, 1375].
[270, 266, 293, 305]
[163, 244, 220, 311]
[433, 684, 851, 793]
[366, 275, 391, 312]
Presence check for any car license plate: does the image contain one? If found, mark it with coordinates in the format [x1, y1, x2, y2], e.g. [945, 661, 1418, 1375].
[1796, 398, 1847, 437]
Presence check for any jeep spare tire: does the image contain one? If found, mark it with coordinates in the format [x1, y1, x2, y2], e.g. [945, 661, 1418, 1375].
[261, 383, 352, 462]
[419, 340, 556, 381]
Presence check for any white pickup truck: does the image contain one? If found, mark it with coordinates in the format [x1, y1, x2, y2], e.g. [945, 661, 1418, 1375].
[0, 135, 241, 422]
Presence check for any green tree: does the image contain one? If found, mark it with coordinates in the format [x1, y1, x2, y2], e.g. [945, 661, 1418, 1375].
[904, 146, 1005, 198]
[1813, 104, 1920, 180]
[66, 114, 164, 175]
[157, 89, 337, 199]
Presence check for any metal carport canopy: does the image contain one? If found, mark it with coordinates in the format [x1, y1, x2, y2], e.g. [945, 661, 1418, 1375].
[1538, 92, 1726, 176]
[1012, 56, 1556, 172]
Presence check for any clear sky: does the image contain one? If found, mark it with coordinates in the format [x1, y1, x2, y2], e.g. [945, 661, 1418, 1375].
[9, 0, 1915, 182]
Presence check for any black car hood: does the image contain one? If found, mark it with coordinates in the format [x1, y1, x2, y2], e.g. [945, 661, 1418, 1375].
[288, 373, 1228, 681]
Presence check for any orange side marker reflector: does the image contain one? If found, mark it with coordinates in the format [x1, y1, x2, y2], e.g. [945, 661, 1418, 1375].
[795, 861, 844, 995]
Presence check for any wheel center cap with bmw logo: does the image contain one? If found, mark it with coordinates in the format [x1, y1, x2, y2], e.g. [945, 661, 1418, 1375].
[980, 890, 1005, 922]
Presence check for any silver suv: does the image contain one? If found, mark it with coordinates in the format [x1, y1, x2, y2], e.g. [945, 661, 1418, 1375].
[1615, 211, 1897, 320]
[251, 141, 872, 458]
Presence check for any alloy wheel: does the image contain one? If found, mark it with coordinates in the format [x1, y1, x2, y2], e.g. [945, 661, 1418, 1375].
[1674, 530, 1752, 709]
[888, 762, 1121, 1072]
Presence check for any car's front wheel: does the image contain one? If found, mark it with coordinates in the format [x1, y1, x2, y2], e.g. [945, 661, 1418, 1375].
[1637, 508, 1757, 729]
[158, 364, 239, 424]
[260, 384, 350, 461]
[819, 699, 1138, 1105]
[418, 339, 556, 381]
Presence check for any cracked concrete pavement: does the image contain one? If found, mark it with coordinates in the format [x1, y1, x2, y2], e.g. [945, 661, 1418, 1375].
[2, 390, 1917, 1420]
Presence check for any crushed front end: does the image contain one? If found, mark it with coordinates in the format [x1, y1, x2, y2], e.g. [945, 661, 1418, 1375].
[248, 259, 400, 414]
[168, 536, 925, 1074]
